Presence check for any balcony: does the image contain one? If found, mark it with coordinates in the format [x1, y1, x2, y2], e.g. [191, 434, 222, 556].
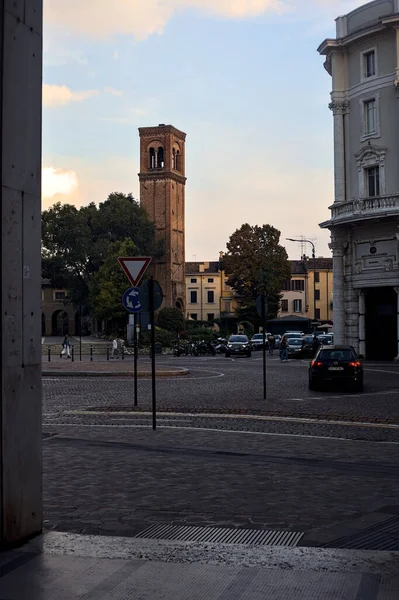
[320, 194, 399, 228]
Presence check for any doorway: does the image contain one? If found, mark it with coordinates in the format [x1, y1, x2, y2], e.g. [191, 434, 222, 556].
[365, 287, 397, 360]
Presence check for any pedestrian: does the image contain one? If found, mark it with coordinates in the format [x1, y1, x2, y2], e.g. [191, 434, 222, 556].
[60, 334, 71, 359]
[111, 337, 119, 359]
[311, 334, 321, 358]
[280, 335, 288, 362]
[268, 333, 275, 356]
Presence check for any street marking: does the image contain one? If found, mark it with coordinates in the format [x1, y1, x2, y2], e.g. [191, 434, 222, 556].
[62, 410, 399, 430]
[42, 423, 399, 444]
[365, 368, 399, 375]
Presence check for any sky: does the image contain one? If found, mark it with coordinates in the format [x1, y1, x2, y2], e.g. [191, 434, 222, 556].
[43, 0, 365, 260]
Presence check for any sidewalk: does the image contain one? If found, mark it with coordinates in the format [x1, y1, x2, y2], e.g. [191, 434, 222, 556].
[42, 357, 188, 378]
[1, 531, 398, 599]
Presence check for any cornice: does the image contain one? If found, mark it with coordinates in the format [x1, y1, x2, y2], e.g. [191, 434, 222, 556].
[138, 125, 186, 140]
[318, 24, 385, 55]
[138, 170, 187, 185]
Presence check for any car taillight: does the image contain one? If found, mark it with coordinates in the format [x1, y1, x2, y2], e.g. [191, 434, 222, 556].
[311, 360, 323, 367]
[349, 361, 361, 367]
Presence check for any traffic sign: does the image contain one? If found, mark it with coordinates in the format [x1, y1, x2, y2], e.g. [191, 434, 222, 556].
[139, 279, 163, 311]
[118, 256, 151, 286]
[256, 294, 268, 318]
[122, 287, 143, 313]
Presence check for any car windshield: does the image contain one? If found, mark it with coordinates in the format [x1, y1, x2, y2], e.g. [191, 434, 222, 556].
[229, 336, 248, 343]
[319, 335, 333, 343]
[252, 334, 263, 340]
[318, 349, 356, 361]
[289, 339, 303, 346]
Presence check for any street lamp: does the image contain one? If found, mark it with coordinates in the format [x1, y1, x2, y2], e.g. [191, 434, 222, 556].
[286, 238, 317, 326]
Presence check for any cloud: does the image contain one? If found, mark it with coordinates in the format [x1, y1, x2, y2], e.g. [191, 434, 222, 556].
[43, 1, 369, 40]
[43, 84, 100, 107]
[42, 167, 79, 208]
[104, 87, 124, 97]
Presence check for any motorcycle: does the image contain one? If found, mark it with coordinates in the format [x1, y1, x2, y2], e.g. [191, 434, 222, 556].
[212, 337, 227, 354]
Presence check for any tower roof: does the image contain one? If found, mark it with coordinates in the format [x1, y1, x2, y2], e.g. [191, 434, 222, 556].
[138, 124, 186, 140]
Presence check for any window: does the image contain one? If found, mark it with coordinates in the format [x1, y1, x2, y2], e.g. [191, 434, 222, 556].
[207, 278, 214, 283]
[292, 280, 304, 292]
[314, 272, 320, 283]
[223, 300, 231, 313]
[363, 50, 376, 78]
[149, 147, 156, 169]
[190, 313, 198, 321]
[281, 299, 289, 312]
[282, 279, 291, 291]
[172, 148, 176, 169]
[190, 278, 197, 283]
[157, 147, 164, 168]
[315, 308, 321, 320]
[314, 289, 321, 301]
[54, 291, 66, 300]
[207, 313, 214, 322]
[293, 299, 302, 313]
[363, 99, 376, 135]
[175, 150, 180, 171]
[190, 291, 197, 304]
[366, 166, 380, 197]
[207, 291, 214, 304]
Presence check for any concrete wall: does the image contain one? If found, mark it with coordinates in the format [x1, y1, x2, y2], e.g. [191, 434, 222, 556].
[1, 0, 43, 546]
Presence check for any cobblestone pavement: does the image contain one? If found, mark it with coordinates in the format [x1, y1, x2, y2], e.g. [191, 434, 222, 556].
[42, 356, 399, 542]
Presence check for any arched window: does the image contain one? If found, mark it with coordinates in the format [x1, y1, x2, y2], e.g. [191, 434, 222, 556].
[175, 150, 180, 171]
[172, 148, 176, 170]
[157, 147, 164, 168]
[149, 147, 156, 169]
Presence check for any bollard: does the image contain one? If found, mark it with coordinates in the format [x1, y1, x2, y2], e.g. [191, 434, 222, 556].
[107, 345, 109, 361]
[90, 345, 93, 361]
[122, 346, 125, 360]
[71, 345, 74, 362]
[48, 346, 51, 362]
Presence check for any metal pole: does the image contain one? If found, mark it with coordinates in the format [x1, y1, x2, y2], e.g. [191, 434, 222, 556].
[312, 242, 317, 327]
[90, 345, 93, 361]
[149, 276, 156, 430]
[79, 303, 82, 361]
[71, 345, 74, 362]
[48, 346, 51, 362]
[134, 312, 138, 407]
[262, 295, 266, 400]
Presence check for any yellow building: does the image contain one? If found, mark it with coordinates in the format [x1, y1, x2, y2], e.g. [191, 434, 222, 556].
[185, 260, 237, 322]
[278, 258, 333, 323]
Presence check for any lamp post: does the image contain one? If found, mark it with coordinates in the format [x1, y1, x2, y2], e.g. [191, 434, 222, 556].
[286, 238, 317, 326]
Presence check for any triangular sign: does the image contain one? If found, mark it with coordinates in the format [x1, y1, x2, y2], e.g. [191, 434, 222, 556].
[118, 256, 152, 286]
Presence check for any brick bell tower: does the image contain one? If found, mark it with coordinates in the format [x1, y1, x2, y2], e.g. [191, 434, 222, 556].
[138, 124, 186, 310]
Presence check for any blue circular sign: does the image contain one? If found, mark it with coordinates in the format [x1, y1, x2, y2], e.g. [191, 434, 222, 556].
[122, 287, 143, 313]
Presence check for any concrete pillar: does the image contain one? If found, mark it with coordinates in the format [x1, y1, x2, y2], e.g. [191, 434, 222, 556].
[329, 236, 345, 345]
[329, 100, 349, 204]
[1, 1, 43, 547]
[395, 288, 399, 362]
[357, 290, 366, 358]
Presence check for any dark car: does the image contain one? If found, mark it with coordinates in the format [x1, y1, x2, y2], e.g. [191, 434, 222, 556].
[309, 345, 363, 392]
[300, 335, 314, 358]
[225, 335, 252, 358]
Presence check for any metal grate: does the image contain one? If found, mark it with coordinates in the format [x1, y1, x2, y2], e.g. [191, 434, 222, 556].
[322, 516, 399, 551]
[135, 524, 303, 547]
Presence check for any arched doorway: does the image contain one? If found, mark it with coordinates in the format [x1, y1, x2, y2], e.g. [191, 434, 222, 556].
[175, 298, 184, 311]
[75, 306, 91, 336]
[52, 310, 69, 336]
[41, 313, 46, 336]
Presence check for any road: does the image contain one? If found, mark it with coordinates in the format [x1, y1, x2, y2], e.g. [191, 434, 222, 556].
[43, 354, 399, 547]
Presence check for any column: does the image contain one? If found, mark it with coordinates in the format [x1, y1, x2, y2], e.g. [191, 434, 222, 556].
[357, 290, 366, 358]
[395, 288, 399, 362]
[329, 99, 349, 204]
[329, 237, 345, 345]
[1, 1, 43, 547]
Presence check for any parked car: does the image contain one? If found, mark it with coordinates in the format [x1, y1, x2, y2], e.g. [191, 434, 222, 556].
[225, 335, 252, 358]
[287, 337, 303, 358]
[274, 335, 282, 349]
[318, 334, 334, 346]
[283, 332, 304, 342]
[250, 333, 267, 351]
[308, 345, 363, 392]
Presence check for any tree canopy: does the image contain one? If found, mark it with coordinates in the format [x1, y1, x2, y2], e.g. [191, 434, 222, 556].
[222, 223, 291, 323]
[42, 193, 156, 317]
[156, 308, 185, 334]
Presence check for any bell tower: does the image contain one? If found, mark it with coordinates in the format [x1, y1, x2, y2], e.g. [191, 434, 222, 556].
[138, 124, 186, 310]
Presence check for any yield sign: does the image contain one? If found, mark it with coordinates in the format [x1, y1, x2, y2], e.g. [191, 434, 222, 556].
[118, 256, 152, 286]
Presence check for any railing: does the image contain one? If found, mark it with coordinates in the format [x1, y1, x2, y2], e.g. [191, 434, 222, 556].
[330, 194, 399, 221]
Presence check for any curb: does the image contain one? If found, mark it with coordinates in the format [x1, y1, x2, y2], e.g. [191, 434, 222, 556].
[42, 368, 189, 378]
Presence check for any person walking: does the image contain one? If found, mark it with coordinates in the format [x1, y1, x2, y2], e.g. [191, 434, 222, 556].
[280, 335, 288, 362]
[311, 334, 321, 358]
[111, 337, 119, 359]
[268, 333, 275, 356]
[60, 334, 71, 359]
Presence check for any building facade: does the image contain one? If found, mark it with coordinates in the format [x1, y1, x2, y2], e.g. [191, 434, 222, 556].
[138, 124, 186, 311]
[185, 260, 237, 323]
[278, 258, 333, 322]
[318, 0, 399, 360]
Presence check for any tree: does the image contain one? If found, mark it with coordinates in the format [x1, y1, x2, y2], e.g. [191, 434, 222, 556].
[222, 224, 291, 324]
[156, 308, 185, 334]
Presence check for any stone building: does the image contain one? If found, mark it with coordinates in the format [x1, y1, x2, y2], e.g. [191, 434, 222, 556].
[278, 258, 333, 323]
[318, 0, 399, 360]
[138, 124, 186, 311]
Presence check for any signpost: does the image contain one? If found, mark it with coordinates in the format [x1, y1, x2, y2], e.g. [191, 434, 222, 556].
[256, 294, 268, 400]
[118, 257, 152, 408]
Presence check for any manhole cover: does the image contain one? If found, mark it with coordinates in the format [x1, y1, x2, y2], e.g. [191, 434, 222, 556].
[322, 516, 399, 550]
[135, 524, 303, 547]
